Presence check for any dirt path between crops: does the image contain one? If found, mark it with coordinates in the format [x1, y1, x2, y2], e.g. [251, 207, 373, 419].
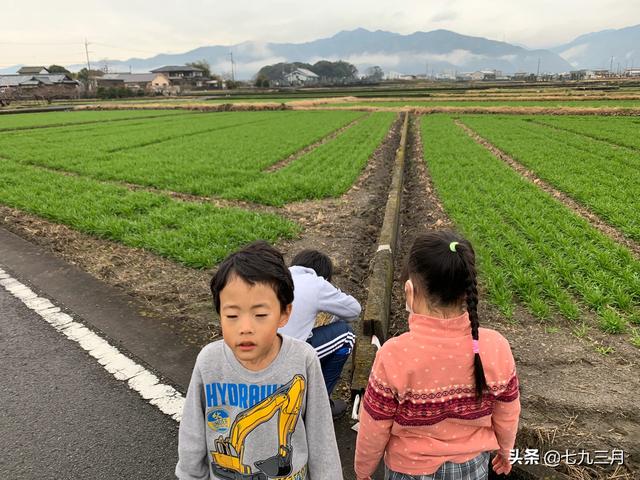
[410, 115, 639, 479]
[276, 113, 403, 311]
[388, 116, 454, 336]
[454, 119, 640, 260]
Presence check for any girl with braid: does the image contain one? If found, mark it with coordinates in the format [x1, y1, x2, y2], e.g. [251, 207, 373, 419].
[355, 231, 520, 480]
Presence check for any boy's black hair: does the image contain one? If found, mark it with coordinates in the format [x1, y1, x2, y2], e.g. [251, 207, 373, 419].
[402, 230, 488, 400]
[290, 249, 333, 282]
[210, 240, 294, 314]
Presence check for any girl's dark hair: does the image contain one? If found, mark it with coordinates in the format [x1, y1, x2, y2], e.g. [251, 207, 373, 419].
[402, 230, 487, 399]
[210, 240, 294, 314]
[290, 249, 333, 282]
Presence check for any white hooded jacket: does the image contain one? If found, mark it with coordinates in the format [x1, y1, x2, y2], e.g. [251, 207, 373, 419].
[278, 266, 361, 341]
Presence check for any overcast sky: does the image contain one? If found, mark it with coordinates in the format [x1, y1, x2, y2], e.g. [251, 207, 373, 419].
[1, 0, 637, 68]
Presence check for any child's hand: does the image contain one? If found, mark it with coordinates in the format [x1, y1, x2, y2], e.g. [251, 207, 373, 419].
[491, 452, 512, 475]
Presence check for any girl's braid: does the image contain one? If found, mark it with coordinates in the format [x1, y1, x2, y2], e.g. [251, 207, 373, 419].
[460, 243, 487, 400]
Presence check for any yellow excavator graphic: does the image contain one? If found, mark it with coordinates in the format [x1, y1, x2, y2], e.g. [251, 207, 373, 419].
[211, 375, 305, 480]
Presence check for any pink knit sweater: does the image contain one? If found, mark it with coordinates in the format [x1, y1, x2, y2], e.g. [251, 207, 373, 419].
[354, 312, 520, 479]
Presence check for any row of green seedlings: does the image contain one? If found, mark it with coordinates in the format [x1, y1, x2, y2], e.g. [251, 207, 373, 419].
[527, 115, 640, 151]
[0, 110, 308, 164]
[225, 112, 396, 205]
[340, 99, 640, 108]
[0, 109, 190, 132]
[0, 110, 363, 199]
[0, 110, 395, 206]
[459, 115, 640, 242]
[0, 159, 298, 268]
[421, 115, 640, 343]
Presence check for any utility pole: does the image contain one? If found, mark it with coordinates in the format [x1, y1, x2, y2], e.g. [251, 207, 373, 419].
[84, 39, 92, 72]
[228, 52, 235, 82]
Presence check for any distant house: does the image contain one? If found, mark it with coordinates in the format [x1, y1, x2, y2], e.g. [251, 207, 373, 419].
[98, 73, 170, 93]
[570, 70, 589, 80]
[150, 66, 206, 89]
[17, 66, 50, 75]
[470, 70, 501, 81]
[624, 68, 640, 77]
[285, 68, 319, 86]
[0, 73, 79, 99]
[513, 72, 534, 81]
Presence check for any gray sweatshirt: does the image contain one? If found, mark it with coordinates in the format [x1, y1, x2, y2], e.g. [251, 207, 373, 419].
[278, 266, 361, 341]
[175, 335, 343, 480]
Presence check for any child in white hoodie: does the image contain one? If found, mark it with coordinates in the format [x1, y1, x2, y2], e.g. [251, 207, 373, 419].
[278, 250, 361, 417]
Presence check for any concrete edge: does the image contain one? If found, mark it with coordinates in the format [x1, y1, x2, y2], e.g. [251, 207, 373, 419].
[350, 111, 408, 393]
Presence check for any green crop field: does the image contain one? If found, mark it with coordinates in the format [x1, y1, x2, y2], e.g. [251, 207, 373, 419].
[0, 110, 365, 194]
[0, 109, 190, 131]
[420, 115, 640, 335]
[0, 160, 298, 268]
[527, 115, 640, 150]
[338, 99, 640, 108]
[458, 115, 640, 241]
[0, 109, 395, 266]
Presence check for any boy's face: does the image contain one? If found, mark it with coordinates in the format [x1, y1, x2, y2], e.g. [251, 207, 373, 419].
[219, 275, 291, 371]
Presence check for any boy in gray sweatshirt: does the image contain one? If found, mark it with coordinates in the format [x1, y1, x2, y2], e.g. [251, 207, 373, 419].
[176, 241, 342, 480]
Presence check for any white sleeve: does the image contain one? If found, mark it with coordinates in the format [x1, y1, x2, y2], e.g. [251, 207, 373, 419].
[317, 278, 361, 322]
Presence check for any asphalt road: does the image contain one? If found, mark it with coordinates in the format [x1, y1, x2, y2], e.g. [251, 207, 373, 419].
[0, 287, 180, 480]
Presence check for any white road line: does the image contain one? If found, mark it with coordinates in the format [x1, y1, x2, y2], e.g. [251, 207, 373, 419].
[0, 267, 184, 422]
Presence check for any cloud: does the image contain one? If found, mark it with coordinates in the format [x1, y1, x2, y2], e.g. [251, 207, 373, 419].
[3, 0, 640, 66]
[235, 41, 275, 59]
[559, 43, 589, 60]
[431, 10, 458, 22]
[213, 56, 287, 78]
[307, 49, 489, 75]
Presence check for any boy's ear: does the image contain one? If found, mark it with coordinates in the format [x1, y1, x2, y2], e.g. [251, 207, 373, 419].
[278, 303, 292, 328]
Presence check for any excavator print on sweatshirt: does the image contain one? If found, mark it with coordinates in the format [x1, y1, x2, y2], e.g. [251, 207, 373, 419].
[206, 374, 307, 480]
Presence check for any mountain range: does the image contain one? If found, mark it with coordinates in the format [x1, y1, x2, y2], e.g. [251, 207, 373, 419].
[2, 25, 639, 78]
